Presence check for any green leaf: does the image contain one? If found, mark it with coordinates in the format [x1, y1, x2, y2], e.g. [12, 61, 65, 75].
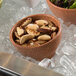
[64, 0, 67, 3]
[69, 2, 76, 9]
[63, 0, 68, 8]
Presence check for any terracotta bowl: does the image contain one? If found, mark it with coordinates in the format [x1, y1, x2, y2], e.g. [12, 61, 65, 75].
[46, 0, 76, 24]
[10, 14, 61, 61]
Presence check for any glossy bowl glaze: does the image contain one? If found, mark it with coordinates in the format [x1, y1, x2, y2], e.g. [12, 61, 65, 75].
[46, 0, 76, 24]
[10, 14, 61, 61]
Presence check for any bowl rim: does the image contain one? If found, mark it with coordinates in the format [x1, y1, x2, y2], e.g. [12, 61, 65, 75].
[10, 14, 61, 49]
[47, 0, 76, 11]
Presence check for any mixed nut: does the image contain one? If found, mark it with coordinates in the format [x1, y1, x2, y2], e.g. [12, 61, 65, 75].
[14, 18, 59, 47]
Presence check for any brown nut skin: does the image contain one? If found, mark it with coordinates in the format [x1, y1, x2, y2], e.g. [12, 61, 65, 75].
[41, 26, 50, 29]
[10, 14, 61, 61]
[37, 28, 52, 35]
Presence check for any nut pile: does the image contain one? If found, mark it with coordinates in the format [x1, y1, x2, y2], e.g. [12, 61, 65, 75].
[14, 18, 59, 47]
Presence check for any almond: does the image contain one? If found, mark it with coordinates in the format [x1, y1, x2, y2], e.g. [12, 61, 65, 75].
[20, 34, 34, 44]
[38, 34, 51, 41]
[35, 20, 48, 26]
[17, 27, 24, 36]
[14, 32, 20, 39]
[21, 18, 32, 27]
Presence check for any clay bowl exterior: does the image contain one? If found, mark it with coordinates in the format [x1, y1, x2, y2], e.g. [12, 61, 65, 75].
[46, 0, 76, 24]
[10, 14, 61, 61]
